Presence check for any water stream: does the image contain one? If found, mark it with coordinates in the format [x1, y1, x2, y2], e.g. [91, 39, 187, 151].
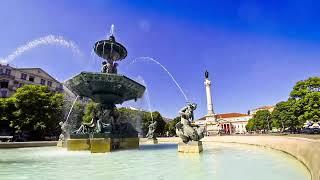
[65, 95, 79, 124]
[132, 57, 189, 102]
[0, 35, 82, 64]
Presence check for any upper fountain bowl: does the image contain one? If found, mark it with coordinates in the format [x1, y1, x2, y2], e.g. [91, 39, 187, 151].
[65, 72, 145, 105]
[94, 35, 127, 61]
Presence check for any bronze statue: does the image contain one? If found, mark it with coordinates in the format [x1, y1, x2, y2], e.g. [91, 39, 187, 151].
[101, 60, 118, 74]
[58, 121, 67, 141]
[176, 102, 204, 143]
[146, 121, 157, 139]
[205, 70, 209, 79]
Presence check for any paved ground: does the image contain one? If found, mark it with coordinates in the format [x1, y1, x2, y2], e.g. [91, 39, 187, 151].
[231, 133, 320, 140]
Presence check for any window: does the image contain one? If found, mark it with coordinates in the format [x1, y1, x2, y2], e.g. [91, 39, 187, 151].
[29, 76, 34, 82]
[0, 69, 3, 74]
[40, 79, 46, 85]
[47, 81, 52, 87]
[0, 81, 9, 88]
[21, 73, 27, 80]
[18, 83, 24, 88]
[5, 69, 11, 75]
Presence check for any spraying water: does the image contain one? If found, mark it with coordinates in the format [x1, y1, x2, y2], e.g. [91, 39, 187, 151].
[139, 78, 154, 122]
[132, 57, 189, 102]
[65, 95, 79, 124]
[0, 35, 82, 63]
[109, 24, 115, 36]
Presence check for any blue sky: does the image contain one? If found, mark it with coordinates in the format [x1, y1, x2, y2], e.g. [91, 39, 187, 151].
[0, 0, 319, 118]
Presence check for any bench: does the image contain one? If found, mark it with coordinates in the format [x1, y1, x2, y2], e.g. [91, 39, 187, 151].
[0, 136, 13, 142]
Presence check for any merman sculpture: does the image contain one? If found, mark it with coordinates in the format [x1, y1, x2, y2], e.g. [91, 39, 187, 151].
[176, 102, 204, 144]
[146, 121, 157, 140]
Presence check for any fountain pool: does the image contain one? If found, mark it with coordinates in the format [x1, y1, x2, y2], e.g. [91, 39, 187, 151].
[0, 142, 310, 180]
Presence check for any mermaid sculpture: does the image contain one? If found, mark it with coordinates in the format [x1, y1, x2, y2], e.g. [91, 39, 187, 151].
[175, 102, 204, 143]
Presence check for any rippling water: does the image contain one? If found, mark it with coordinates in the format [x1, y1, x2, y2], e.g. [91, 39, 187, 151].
[0, 143, 310, 180]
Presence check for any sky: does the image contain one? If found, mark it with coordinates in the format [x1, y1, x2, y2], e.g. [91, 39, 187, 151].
[0, 0, 319, 118]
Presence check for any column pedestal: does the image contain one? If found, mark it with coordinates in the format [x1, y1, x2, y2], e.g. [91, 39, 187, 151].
[178, 141, 203, 153]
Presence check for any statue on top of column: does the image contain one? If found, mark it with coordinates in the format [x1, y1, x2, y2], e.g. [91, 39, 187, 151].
[205, 70, 209, 79]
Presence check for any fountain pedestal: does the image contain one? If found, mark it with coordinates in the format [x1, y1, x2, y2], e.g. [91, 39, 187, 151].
[178, 141, 203, 153]
[144, 138, 158, 144]
[90, 138, 112, 153]
[57, 140, 67, 147]
[119, 138, 140, 149]
[67, 139, 90, 151]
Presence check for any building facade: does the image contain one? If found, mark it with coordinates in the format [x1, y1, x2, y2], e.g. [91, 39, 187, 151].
[0, 64, 62, 98]
[250, 105, 274, 115]
[195, 113, 252, 136]
[216, 113, 252, 134]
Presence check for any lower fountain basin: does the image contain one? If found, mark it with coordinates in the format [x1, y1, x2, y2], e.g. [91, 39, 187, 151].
[65, 72, 145, 104]
[0, 143, 310, 180]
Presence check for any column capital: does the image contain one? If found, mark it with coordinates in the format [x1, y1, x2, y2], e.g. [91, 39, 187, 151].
[204, 79, 211, 86]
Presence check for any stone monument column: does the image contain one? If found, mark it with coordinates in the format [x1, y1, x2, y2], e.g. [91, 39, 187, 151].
[204, 70, 214, 116]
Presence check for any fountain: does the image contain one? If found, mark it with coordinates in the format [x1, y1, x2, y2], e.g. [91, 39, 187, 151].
[64, 26, 145, 153]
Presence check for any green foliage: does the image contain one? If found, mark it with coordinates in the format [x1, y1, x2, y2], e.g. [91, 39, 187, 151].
[271, 100, 298, 131]
[117, 108, 167, 136]
[245, 118, 255, 132]
[142, 111, 166, 136]
[0, 97, 16, 121]
[270, 77, 320, 132]
[297, 92, 320, 123]
[8, 85, 64, 140]
[82, 101, 98, 123]
[290, 77, 320, 100]
[164, 116, 180, 136]
[246, 110, 271, 132]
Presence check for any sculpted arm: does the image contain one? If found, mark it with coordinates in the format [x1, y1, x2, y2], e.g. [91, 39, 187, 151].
[179, 106, 188, 116]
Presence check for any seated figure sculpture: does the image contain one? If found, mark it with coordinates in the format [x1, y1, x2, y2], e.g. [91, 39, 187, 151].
[74, 105, 117, 135]
[146, 121, 157, 139]
[74, 115, 98, 134]
[58, 121, 67, 141]
[175, 102, 204, 143]
[101, 60, 118, 74]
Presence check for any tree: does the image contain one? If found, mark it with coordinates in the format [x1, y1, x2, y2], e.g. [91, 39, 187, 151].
[246, 110, 271, 132]
[289, 77, 320, 126]
[164, 116, 180, 136]
[10, 85, 64, 140]
[142, 111, 166, 137]
[271, 101, 299, 132]
[269, 77, 320, 132]
[117, 108, 166, 136]
[82, 101, 98, 123]
[0, 98, 16, 135]
[297, 92, 320, 124]
[0, 97, 16, 122]
[245, 118, 256, 132]
[290, 77, 320, 100]
[152, 111, 166, 136]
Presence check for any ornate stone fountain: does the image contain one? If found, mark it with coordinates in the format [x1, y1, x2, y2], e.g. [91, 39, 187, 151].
[65, 26, 145, 153]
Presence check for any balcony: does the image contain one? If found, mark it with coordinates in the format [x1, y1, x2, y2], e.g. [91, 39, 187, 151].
[0, 73, 15, 80]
